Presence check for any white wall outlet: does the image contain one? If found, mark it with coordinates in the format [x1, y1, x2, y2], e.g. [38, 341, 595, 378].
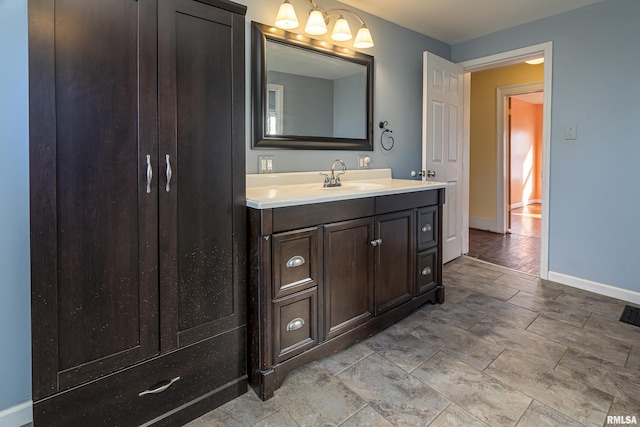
[258, 155, 274, 174]
[357, 154, 372, 169]
[564, 125, 577, 140]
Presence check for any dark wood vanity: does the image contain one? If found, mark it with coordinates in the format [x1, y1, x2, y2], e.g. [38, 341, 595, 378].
[248, 188, 446, 400]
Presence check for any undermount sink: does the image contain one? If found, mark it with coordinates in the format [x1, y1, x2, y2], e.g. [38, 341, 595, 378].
[312, 182, 387, 191]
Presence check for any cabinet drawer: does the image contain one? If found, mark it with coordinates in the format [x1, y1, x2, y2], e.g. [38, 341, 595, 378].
[417, 248, 438, 295]
[33, 328, 246, 427]
[273, 288, 318, 363]
[272, 228, 321, 299]
[417, 206, 438, 250]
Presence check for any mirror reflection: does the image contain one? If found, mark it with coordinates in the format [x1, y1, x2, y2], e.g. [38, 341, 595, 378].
[252, 21, 374, 150]
[266, 41, 367, 139]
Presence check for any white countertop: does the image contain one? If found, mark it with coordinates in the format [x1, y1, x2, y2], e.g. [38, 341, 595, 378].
[246, 169, 446, 209]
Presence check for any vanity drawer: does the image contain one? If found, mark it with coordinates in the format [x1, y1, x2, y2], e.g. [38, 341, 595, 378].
[273, 288, 318, 364]
[417, 247, 438, 295]
[33, 328, 246, 426]
[272, 228, 321, 299]
[417, 206, 438, 250]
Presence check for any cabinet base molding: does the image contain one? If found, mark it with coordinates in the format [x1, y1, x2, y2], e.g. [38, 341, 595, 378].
[250, 286, 443, 400]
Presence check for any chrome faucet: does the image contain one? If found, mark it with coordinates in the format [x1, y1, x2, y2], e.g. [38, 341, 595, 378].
[321, 159, 347, 187]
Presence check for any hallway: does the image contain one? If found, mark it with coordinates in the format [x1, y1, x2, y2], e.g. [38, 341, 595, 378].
[467, 204, 541, 275]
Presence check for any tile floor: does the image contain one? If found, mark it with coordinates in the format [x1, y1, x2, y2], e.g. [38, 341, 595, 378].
[185, 256, 640, 427]
[468, 204, 542, 275]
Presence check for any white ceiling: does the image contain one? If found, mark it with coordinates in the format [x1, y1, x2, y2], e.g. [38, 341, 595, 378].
[338, 0, 608, 44]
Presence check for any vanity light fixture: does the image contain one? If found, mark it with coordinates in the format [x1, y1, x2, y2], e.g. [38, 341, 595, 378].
[274, 0, 374, 48]
[525, 57, 544, 65]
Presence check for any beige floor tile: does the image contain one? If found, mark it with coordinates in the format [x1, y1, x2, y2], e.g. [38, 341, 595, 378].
[527, 315, 632, 366]
[494, 274, 562, 300]
[337, 353, 449, 427]
[583, 314, 640, 346]
[410, 317, 504, 370]
[363, 327, 438, 372]
[340, 406, 394, 427]
[469, 317, 567, 368]
[507, 291, 590, 327]
[446, 273, 519, 302]
[412, 352, 531, 427]
[252, 408, 298, 427]
[420, 300, 486, 330]
[486, 350, 613, 427]
[627, 345, 640, 371]
[274, 362, 366, 426]
[317, 341, 373, 375]
[554, 292, 629, 321]
[199, 391, 282, 427]
[458, 293, 539, 329]
[428, 403, 490, 427]
[516, 400, 585, 427]
[556, 349, 640, 406]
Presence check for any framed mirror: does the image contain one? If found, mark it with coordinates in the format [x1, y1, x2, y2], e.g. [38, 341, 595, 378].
[252, 21, 374, 150]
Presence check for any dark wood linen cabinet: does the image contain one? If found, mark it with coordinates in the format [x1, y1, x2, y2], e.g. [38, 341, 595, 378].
[28, 0, 247, 425]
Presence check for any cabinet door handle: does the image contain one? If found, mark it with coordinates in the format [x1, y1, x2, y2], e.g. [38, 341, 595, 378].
[165, 154, 172, 192]
[370, 239, 383, 247]
[286, 255, 305, 268]
[422, 224, 432, 232]
[286, 318, 305, 331]
[421, 266, 432, 276]
[145, 154, 152, 194]
[138, 376, 180, 396]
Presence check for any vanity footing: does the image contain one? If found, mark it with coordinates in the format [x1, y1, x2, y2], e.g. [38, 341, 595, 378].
[250, 286, 444, 401]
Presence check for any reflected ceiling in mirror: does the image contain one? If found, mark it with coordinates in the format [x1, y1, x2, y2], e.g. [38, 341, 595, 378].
[252, 22, 374, 150]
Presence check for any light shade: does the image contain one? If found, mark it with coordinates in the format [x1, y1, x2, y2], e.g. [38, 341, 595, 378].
[331, 15, 352, 41]
[353, 25, 374, 48]
[275, 1, 299, 29]
[305, 9, 327, 35]
[525, 57, 544, 65]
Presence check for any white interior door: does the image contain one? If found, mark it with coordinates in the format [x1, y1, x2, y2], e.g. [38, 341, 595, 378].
[422, 52, 464, 264]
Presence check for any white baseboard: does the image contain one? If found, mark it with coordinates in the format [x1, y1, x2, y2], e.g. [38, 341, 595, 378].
[548, 271, 640, 305]
[469, 217, 499, 233]
[0, 400, 32, 427]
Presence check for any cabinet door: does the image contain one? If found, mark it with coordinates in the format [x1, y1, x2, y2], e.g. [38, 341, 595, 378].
[374, 210, 415, 315]
[29, 0, 159, 398]
[158, 0, 246, 349]
[323, 218, 374, 340]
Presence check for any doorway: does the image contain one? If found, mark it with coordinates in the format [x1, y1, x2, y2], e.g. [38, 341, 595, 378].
[459, 42, 552, 278]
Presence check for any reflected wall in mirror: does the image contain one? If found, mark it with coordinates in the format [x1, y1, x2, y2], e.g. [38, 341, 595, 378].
[252, 21, 374, 150]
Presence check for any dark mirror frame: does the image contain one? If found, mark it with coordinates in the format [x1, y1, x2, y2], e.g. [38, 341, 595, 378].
[251, 21, 374, 150]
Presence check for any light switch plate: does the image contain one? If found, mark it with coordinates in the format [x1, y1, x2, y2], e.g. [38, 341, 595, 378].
[258, 155, 274, 174]
[564, 125, 577, 140]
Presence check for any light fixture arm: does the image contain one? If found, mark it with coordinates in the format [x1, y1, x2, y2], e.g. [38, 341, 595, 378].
[303, 0, 367, 26]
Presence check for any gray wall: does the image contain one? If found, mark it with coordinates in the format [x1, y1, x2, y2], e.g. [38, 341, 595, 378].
[333, 73, 367, 138]
[452, 0, 640, 293]
[268, 71, 334, 136]
[0, 0, 32, 411]
[244, 0, 450, 176]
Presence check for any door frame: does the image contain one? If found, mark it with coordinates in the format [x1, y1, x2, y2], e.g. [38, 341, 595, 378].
[497, 81, 544, 234]
[459, 41, 553, 279]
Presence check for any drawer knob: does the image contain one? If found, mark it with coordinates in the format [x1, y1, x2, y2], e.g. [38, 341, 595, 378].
[421, 266, 432, 276]
[422, 224, 432, 232]
[286, 256, 306, 268]
[286, 317, 305, 331]
[370, 239, 383, 247]
[138, 376, 181, 396]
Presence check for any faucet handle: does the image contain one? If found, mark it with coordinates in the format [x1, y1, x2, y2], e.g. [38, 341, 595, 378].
[319, 172, 330, 186]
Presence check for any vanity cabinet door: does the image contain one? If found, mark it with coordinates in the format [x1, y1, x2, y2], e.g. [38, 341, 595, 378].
[374, 210, 415, 315]
[323, 218, 374, 340]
